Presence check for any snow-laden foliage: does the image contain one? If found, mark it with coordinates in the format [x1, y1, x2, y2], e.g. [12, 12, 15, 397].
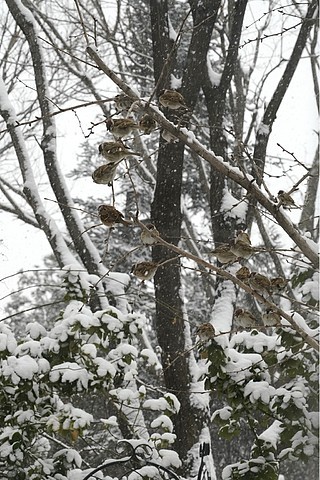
[0, 270, 181, 479]
[201, 321, 319, 480]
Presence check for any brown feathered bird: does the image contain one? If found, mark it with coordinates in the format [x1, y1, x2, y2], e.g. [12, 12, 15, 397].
[114, 93, 134, 113]
[248, 272, 271, 296]
[262, 309, 281, 327]
[139, 114, 157, 135]
[196, 323, 215, 342]
[234, 308, 258, 329]
[131, 261, 158, 281]
[209, 244, 237, 264]
[92, 162, 121, 185]
[230, 239, 254, 260]
[270, 276, 288, 293]
[98, 141, 140, 163]
[140, 223, 160, 245]
[236, 266, 251, 283]
[159, 89, 187, 110]
[106, 117, 139, 139]
[235, 230, 251, 245]
[277, 190, 300, 209]
[196, 323, 216, 359]
[98, 205, 132, 227]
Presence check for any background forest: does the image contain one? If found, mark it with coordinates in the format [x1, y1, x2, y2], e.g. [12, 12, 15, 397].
[0, 1, 319, 479]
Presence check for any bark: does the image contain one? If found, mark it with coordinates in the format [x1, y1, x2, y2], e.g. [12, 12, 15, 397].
[203, 0, 248, 244]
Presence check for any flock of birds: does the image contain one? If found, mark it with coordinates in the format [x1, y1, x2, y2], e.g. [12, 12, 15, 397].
[89, 88, 299, 351]
[207, 230, 288, 332]
[92, 90, 186, 282]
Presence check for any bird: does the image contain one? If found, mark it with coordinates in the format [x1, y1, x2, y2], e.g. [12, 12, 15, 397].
[106, 117, 139, 139]
[159, 89, 187, 110]
[277, 190, 300, 209]
[270, 276, 288, 293]
[248, 272, 271, 296]
[131, 261, 158, 282]
[230, 239, 254, 260]
[209, 244, 237, 264]
[140, 223, 160, 245]
[114, 93, 134, 113]
[98, 141, 141, 163]
[139, 114, 157, 135]
[235, 230, 251, 245]
[98, 205, 132, 227]
[234, 308, 258, 329]
[236, 266, 251, 283]
[196, 323, 215, 342]
[92, 162, 121, 185]
[161, 128, 179, 143]
[262, 309, 281, 327]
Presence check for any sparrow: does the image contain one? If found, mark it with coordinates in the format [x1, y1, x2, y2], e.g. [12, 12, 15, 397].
[235, 266, 251, 283]
[106, 117, 139, 139]
[140, 223, 160, 245]
[234, 308, 258, 329]
[230, 240, 254, 260]
[161, 128, 179, 143]
[248, 272, 271, 296]
[196, 323, 215, 342]
[98, 141, 141, 163]
[277, 190, 300, 209]
[209, 244, 237, 264]
[98, 204, 132, 227]
[92, 162, 121, 185]
[235, 230, 251, 245]
[159, 89, 187, 110]
[270, 276, 289, 293]
[262, 309, 281, 327]
[139, 114, 157, 135]
[114, 93, 134, 113]
[131, 261, 158, 281]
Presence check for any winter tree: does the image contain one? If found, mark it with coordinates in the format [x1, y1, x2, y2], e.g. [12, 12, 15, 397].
[0, 0, 318, 479]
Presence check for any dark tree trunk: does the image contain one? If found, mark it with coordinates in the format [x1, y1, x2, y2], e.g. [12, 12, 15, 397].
[149, 0, 219, 473]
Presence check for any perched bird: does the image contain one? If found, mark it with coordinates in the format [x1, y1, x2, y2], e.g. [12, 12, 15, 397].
[235, 230, 251, 245]
[270, 276, 289, 293]
[236, 266, 251, 283]
[248, 272, 271, 296]
[114, 93, 134, 113]
[131, 261, 158, 281]
[262, 309, 281, 327]
[161, 128, 179, 144]
[99, 141, 141, 163]
[139, 114, 157, 135]
[92, 162, 121, 185]
[230, 239, 254, 260]
[106, 117, 139, 139]
[209, 244, 237, 264]
[234, 308, 258, 329]
[159, 89, 187, 110]
[196, 323, 215, 342]
[140, 223, 160, 245]
[277, 190, 300, 209]
[98, 204, 132, 227]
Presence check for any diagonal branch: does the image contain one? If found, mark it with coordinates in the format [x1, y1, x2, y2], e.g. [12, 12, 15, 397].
[86, 46, 319, 269]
